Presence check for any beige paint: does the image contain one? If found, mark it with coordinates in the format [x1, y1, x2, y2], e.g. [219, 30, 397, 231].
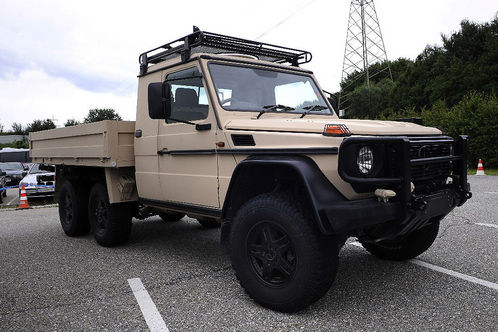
[224, 117, 441, 136]
[134, 68, 162, 201]
[30, 120, 135, 167]
[30, 53, 445, 207]
[136, 61, 220, 207]
[105, 167, 138, 203]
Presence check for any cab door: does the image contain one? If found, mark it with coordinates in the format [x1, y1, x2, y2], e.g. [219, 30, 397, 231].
[157, 66, 219, 208]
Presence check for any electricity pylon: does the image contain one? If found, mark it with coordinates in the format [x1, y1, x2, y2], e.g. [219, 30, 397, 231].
[338, 0, 392, 113]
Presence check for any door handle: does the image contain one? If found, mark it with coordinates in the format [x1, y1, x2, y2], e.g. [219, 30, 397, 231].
[157, 148, 168, 156]
[135, 129, 142, 138]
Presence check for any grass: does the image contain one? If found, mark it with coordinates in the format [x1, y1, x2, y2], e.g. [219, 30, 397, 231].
[468, 168, 498, 175]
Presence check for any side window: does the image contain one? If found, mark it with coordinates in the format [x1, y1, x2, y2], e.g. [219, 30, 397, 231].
[167, 68, 209, 122]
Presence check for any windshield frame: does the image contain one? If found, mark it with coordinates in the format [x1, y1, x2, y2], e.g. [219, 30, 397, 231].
[206, 61, 336, 117]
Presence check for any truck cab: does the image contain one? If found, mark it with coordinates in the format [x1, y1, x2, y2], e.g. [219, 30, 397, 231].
[30, 28, 471, 312]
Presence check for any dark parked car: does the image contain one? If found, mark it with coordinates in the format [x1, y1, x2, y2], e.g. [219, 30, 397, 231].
[0, 162, 27, 186]
[0, 169, 6, 203]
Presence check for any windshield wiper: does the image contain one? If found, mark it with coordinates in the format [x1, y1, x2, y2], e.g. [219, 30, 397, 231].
[257, 104, 295, 119]
[300, 105, 329, 118]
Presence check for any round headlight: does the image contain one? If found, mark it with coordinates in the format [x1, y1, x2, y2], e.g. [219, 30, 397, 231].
[357, 146, 374, 175]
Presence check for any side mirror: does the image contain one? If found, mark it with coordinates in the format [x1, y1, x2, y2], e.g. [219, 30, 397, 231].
[148, 82, 172, 119]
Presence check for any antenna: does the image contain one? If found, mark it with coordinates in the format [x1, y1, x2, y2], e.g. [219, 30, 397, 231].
[338, 0, 392, 113]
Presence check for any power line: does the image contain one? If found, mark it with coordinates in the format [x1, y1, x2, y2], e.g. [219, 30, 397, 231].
[254, 0, 319, 40]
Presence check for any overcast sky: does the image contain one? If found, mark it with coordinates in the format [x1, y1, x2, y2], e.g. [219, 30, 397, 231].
[0, 0, 496, 129]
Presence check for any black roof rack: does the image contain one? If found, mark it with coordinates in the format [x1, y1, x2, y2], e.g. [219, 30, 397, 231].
[139, 26, 312, 75]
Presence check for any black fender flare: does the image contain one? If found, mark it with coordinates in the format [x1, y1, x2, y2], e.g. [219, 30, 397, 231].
[221, 155, 346, 233]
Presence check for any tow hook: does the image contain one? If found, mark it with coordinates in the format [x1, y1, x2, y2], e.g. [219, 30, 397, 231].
[374, 189, 396, 203]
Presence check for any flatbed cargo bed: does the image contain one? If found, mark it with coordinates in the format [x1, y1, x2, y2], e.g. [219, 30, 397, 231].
[30, 120, 135, 168]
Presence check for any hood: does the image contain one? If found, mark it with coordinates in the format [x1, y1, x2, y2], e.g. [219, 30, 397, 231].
[20, 172, 54, 186]
[225, 118, 441, 136]
[5, 169, 25, 176]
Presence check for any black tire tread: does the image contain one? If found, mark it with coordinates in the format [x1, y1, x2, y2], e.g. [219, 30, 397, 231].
[360, 221, 440, 261]
[230, 192, 338, 313]
[89, 183, 131, 247]
[58, 180, 90, 236]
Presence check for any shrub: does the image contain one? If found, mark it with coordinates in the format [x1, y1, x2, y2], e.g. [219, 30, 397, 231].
[422, 92, 498, 168]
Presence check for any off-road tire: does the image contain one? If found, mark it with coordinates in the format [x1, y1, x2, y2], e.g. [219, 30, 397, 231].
[197, 217, 220, 228]
[158, 211, 185, 222]
[360, 220, 440, 261]
[58, 180, 90, 236]
[88, 183, 132, 247]
[230, 193, 338, 313]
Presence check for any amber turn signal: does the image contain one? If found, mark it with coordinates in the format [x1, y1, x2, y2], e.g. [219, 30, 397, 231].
[323, 124, 351, 137]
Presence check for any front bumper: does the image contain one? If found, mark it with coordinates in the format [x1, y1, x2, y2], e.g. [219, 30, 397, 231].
[320, 135, 471, 239]
[23, 187, 55, 197]
[323, 187, 465, 239]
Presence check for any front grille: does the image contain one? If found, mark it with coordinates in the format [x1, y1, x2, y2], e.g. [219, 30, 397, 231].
[411, 161, 452, 181]
[409, 139, 453, 190]
[409, 143, 451, 159]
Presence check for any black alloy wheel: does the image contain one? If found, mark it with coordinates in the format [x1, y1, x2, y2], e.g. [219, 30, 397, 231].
[92, 196, 109, 237]
[246, 221, 296, 286]
[230, 192, 339, 313]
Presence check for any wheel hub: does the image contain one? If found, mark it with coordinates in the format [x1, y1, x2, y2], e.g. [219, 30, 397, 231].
[247, 221, 296, 286]
[94, 200, 107, 230]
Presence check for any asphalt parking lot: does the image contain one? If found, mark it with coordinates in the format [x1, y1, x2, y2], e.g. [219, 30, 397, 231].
[1, 188, 20, 207]
[1, 175, 497, 331]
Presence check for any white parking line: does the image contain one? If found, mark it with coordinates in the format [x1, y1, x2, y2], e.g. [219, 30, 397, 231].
[474, 223, 498, 229]
[484, 191, 498, 194]
[6, 195, 18, 206]
[349, 242, 498, 291]
[128, 278, 169, 332]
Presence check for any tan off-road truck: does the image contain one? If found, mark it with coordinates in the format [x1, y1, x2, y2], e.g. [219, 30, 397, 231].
[30, 28, 472, 312]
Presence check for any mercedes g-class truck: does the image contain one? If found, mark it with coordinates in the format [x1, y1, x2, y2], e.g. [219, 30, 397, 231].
[30, 28, 472, 312]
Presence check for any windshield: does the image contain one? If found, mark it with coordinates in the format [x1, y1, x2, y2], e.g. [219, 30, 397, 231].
[29, 164, 55, 174]
[1, 162, 23, 170]
[208, 64, 333, 115]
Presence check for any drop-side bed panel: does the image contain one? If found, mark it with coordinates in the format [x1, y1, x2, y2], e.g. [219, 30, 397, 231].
[30, 120, 135, 168]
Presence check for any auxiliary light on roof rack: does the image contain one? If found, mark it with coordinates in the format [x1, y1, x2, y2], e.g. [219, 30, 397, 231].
[139, 26, 312, 75]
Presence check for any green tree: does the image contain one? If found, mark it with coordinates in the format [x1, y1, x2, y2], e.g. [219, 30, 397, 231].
[84, 108, 122, 123]
[64, 119, 80, 127]
[25, 119, 56, 133]
[422, 92, 498, 168]
[344, 79, 395, 118]
[11, 122, 25, 135]
[338, 16, 498, 118]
